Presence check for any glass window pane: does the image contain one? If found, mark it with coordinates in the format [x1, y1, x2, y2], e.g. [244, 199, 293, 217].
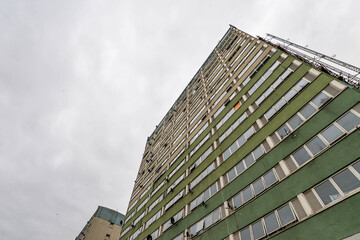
[203, 189, 210, 201]
[233, 193, 243, 208]
[204, 214, 212, 229]
[213, 208, 220, 222]
[196, 195, 202, 205]
[226, 128, 232, 137]
[239, 113, 247, 123]
[242, 186, 254, 203]
[253, 178, 265, 195]
[306, 136, 327, 156]
[272, 78, 282, 89]
[256, 95, 265, 106]
[237, 135, 246, 147]
[274, 99, 286, 111]
[223, 149, 231, 160]
[228, 168, 237, 182]
[321, 124, 344, 144]
[262, 70, 272, 80]
[292, 147, 311, 166]
[265, 107, 276, 120]
[264, 170, 277, 187]
[207, 163, 214, 173]
[219, 134, 226, 143]
[336, 111, 360, 132]
[332, 169, 360, 194]
[264, 212, 280, 233]
[245, 127, 255, 139]
[283, 89, 297, 102]
[269, 61, 280, 71]
[277, 204, 296, 226]
[236, 161, 246, 175]
[249, 85, 257, 95]
[190, 225, 196, 236]
[280, 69, 292, 80]
[277, 124, 291, 139]
[190, 200, 196, 210]
[230, 141, 238, 154]
[196, 219, 204, 233]
[253, 145, 264, 160]
[244, 154, 255, 167]
[288, 114, 303, 130]
[210, 183, 217, 195]
[312, 92, 331, 108]
[252, 220, 265, 240]
[299, 104, 317, 119]
[293, 78, 309, 92]
[240, 227, 251, 240]
[232, 119, 240, 130]
[314, 180, 341, 205]
[264, 87, 274, 97]
[352, 161, 360, 174]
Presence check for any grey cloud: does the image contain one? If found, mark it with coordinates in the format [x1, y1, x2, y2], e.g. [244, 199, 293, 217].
[0, 0, 359, 239]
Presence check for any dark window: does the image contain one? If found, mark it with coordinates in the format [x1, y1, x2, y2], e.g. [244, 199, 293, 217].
[288, 114, 303, 130]
[321, 124, 344, 144]
[299, 104, 316, 119]
[292, 147, 311, 166]
[306, 136, 327, 155]
[314, 180, 341, 205]
[277, 204, 296, 226]
[264, 212, 280, 233]
[337, 111, 360, 132]
[332, 169, 360, 194]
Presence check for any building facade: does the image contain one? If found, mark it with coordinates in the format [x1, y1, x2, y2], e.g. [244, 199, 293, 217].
[76, 206, 125, 240]
[120, 26, 360, 240]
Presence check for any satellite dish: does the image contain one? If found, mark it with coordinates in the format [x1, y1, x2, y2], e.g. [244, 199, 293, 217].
[147, 235, 153, 240]
[170, 217, 175, 224]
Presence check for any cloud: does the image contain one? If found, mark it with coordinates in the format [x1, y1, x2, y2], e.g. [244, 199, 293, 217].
[0, 0, 359, 239]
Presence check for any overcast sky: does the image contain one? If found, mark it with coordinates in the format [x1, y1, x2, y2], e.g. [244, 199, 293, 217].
[0, 0, 359, 239]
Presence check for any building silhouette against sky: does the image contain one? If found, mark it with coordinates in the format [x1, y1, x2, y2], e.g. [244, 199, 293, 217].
[76, 206, 124, 240]
[119, 25, 360, 240]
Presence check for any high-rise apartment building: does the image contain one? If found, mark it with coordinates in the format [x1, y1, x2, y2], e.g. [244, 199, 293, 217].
[120, 26, 360, 240]
[76, 206, 125, 240]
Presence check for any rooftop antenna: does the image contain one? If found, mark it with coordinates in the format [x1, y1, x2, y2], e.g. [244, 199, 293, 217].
[265, 33, 360, 88]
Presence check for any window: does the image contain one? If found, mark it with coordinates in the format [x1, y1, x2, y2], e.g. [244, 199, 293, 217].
[189, 207, 223, 236]
[265, 77, 310, 121]
[240, 227, 251, 240]
[305, 136, 327, 155]
[264, 212, 279, 234]
[277, 204, 296, 226]
[167, 173, 185, 194]
[252, 178, 265, 195]
[299, 104, 316, 119]
[165, 189, 185, 211]
[292, 147, 311, 166]
[314, 180, 341, 205]
[288, 114, 303, 130]
[242, 186, 254, 203]
[320, 124, 344, 144]
[190, 162, 216, 189]
[332, 169, 360, 194]
[311, 92, 331, 107]
[233, 203, 296, 240]
[145, 210, 162, 229]
[336, 111, 360, 132]
[252, 220, 265, 239]
[163, 209, 184, 232]
[190, 182, 219, 211]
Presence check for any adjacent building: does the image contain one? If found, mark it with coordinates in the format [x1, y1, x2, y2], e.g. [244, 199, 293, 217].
[120, 25, 360, 240]
[76, 206, 125, 240]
